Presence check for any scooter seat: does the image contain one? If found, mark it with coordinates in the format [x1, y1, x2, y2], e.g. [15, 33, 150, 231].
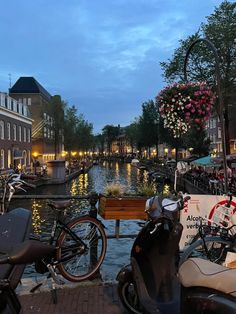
[179, 258, 236, 297]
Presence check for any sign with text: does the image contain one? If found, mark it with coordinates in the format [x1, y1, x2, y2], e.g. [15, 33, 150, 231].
[180, 194, 236, 250]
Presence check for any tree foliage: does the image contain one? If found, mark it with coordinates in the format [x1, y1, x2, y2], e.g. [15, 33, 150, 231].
[50, 95, 65, 159]
[102, 125, 120, 154]
[160, 1, 236, 154]
[64, 105, 94, 153]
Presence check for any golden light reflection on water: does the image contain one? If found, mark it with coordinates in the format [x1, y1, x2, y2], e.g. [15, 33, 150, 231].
[163, 184, 171, 196]
[126, 163, 131, 185]
[70, 173, 88, 196]
[32, 200, 43, 235]
[115, 162, 120, 178]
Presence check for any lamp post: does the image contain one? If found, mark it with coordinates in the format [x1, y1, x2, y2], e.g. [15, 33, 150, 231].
[184, 38, 228, 193]
[32, 152, 38, 175]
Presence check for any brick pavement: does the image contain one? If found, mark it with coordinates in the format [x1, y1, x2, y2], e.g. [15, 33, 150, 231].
[19, 283, 125, 314]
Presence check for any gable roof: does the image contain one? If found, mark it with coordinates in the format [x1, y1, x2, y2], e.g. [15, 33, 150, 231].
[9, 77, 51, 99]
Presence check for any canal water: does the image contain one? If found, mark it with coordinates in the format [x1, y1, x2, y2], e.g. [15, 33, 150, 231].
[12, 161, 152, 282]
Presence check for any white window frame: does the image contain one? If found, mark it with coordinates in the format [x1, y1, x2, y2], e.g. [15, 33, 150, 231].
[0, 120, 4, 139]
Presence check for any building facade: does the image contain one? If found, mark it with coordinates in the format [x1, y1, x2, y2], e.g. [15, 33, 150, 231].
[9, 77, 63, 164]
[0, 92, 32, 170]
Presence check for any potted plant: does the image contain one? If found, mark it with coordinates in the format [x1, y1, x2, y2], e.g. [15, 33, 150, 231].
[98, 182, 156, 220]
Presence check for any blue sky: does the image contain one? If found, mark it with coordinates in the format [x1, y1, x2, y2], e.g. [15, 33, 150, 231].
[0, 0, 227, 133]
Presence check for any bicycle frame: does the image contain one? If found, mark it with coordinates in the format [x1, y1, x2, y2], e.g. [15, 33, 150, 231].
[47, 216, 88, 266]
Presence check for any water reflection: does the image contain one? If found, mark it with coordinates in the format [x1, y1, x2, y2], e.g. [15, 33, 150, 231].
[31, 200, 42, 235]
[17, 161, 155, 280]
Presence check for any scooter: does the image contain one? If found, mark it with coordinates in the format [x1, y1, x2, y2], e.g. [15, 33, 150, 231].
[0, 171, 36, 313]
[116, 192, 236, 313]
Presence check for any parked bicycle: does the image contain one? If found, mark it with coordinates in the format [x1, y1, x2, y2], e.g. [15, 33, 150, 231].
[180, 193, 236, 265]
[0, 172, 107, 312]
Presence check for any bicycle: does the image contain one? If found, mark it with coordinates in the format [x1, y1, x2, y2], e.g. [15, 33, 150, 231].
[0, 172, 107, 308]
[37, 198, 107, 283]
[180, 193, 236, 265]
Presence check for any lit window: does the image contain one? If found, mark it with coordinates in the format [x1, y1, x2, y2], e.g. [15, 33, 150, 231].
[0, 149, 4, 169]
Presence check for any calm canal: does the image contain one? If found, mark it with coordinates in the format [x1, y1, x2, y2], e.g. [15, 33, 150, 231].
[12, 161, 151, 282]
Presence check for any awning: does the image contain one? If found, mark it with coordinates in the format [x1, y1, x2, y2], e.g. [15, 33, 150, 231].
[14, 150, 23, 159]
[190, 156, 220, 167]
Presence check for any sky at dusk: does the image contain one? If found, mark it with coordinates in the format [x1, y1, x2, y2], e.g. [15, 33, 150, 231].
[0, 0, 228, 134]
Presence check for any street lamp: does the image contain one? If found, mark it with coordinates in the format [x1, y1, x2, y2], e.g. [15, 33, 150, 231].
[32, 152, 38, 175]
[184, 38, 228, 193]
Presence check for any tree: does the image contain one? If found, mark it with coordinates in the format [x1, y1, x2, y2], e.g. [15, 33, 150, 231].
[64, 105, 79, 153]
[160, 1, 236, 154]
[50, 95, 65, 159]
[138, 100, 159, 158]
[125, 121, 139, 154]
[76, 114, 93, 152]
[183, 127, 211, 157]
[102, 125, 119, 155]
[93, 134, 105, 154]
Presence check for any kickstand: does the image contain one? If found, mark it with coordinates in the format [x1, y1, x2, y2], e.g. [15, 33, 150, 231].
[50, 279, 58, 304]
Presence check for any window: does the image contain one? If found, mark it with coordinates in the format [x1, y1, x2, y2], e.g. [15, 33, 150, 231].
[28, 150, 31, 166]
[27, 128, 31, 143]
[7, 150, 11, 168]
[19, 103, 22, 115]
[13, 124, 17, 141]
[0, 121, 4, 139]
[7, 122, 10, 140]
[19, 126, 22, 142]
[44, 126, 47, 138]
[23, 150, 27, 167]
[23, 127, 26, 142]
[0, 149, 4, 169]
[218, 127, 221, 139]
[28, 98, 31, 106]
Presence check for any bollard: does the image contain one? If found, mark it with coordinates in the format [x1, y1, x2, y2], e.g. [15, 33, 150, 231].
[89, 192, 99, 219]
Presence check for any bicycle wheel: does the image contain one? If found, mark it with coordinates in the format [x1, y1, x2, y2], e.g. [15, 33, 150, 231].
[56, 216, 107, 282]
[180, 236, 232, 266]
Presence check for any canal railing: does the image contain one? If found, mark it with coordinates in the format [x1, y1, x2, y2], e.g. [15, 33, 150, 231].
[9, 193, 140, 239]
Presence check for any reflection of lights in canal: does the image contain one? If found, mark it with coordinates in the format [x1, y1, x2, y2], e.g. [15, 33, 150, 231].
[115, 163, 120, 178]
[163, 184, 171, 195]
[70, 173, 88, 196]
[126, 163, 131, 185]
[32, 200, 42, 235]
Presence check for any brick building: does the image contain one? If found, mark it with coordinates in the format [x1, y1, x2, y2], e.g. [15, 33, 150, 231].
[9, 77, 63, 164]
[0, 92, 32, 170]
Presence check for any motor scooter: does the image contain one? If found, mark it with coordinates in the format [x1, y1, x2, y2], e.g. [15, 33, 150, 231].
[116, 192, 236, 313]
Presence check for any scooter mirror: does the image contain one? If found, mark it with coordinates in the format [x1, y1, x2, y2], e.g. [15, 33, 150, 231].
[162, 198, 178, 212]
[176, 161, 189, 175]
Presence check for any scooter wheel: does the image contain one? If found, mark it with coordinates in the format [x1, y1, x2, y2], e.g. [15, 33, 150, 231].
[117, 281, 143, 314]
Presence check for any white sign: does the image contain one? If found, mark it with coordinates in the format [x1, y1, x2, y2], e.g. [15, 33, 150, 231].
[180, 194, 236, 250]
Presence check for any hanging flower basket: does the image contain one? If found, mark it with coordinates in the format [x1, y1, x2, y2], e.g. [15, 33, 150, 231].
[157, 81, 216, 137]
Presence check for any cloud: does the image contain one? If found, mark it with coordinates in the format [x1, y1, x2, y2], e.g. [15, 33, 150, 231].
[0, 0, 225, 132]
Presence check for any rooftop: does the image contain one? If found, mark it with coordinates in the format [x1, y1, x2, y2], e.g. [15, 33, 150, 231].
[10, 77, 51, 99]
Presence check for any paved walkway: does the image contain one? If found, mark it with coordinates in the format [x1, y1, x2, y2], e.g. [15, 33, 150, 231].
[19, 283, 124, 314]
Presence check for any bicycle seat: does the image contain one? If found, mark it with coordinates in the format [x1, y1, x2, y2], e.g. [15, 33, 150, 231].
[47, 200, 72, 210]
[0, 240, 55, 265]
[179, 257, 236, 297]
